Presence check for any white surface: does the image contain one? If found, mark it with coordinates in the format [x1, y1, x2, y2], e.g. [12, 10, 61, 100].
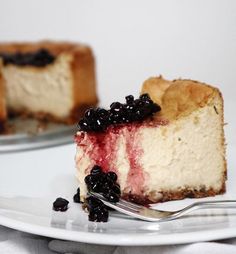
[0, 143, 236, 246]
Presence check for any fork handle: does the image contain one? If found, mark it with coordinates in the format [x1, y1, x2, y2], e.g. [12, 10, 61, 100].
[192, 200, 236, 209]
[179, 200, 236, 217]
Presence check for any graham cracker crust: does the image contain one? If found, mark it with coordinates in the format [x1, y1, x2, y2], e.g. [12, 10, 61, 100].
[122, 183, 226, 205]
[8, 104, 95, 125]
[0, 120, 6, 134]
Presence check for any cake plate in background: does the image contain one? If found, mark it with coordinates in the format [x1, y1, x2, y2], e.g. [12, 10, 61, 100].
[0, 117, 76, 153]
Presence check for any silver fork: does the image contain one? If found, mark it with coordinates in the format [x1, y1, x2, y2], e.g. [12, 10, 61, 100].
[89, 191, 236, 222]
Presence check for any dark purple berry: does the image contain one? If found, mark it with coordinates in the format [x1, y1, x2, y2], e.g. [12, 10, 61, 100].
[106, 171, 117, 182]
[86, 196, 104, 210]
[110, 102, 123, 112]
[84, 108, 96, 119]
[112, 183, 121, 195]
[84, 175, 93, 185]
[125, 103, 136, 111]
[78, 119, 90, 131]
[53, 197, 69, 212]
[90, 181, 102, 192]
[96, 108, 109, 118]
[88, 206, 108, 222]
[101, 180, 114, 193]
[125, 95, 134, 104]
[151, 103, 161, 113]
[103, 190, 120, 203]
[140, 93, 151, 100]
[90, 165, 102, 175]
[73, 193, 80, 203]
[133, 109, 143, 121]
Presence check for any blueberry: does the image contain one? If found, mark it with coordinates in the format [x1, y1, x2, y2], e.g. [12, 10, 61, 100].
[86, 196, 104, 210]
[89, 181, 102, 192]
[88, 206, 108, 222]
[90, 118, 107, 132]
[101, 180, 114, 193]
[133, 109, 143, 121]
[90, 165, 102, 175]
[53, 197, 69, 212]
[110, 102, 123, 112]
[140, 93, 151, 100]
[96, 108, 109, 119]
[106, 172, 117, 182]
[112, 183, 121, 195]
[84, 175, 93, 185]
[84, 108, 96, 119]
[151, 103, 161, 113]
[73, 187, 81, 203]
[103, 190, 120, 203]
[73, 193, 80, 203]
[78, 119, 90, 131]
[109, 112, 124, 124]
[125, 95, 134, 104]
[125, 103, 136, 112]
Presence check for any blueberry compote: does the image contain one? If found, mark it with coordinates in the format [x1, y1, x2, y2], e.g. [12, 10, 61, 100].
[78, 94, 161, 132]
[0, 48, 55, 67]
[84, 165, 121, 222]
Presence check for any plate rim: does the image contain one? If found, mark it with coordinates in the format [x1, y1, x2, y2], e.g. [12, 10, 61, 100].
[1, 212, 236, 246]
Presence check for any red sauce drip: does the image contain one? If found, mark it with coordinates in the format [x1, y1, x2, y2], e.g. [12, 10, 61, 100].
[75, 118, 169, 189]
[86, 130, 119, 173]
[124, 125, 145, 195]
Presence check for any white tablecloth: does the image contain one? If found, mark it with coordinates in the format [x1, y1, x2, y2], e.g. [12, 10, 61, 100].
[1, 225, 236, 254]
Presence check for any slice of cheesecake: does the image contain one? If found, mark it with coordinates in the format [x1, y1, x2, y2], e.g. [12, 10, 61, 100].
[75, 76, 226, 204]
[0, 41, 98, 132]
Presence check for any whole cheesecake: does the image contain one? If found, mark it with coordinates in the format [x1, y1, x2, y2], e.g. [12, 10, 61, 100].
[0, 41, 98, 132]
[75, 76, 226, 204]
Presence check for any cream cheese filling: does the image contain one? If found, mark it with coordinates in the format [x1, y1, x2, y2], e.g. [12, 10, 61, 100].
[2, 54, 74, 118]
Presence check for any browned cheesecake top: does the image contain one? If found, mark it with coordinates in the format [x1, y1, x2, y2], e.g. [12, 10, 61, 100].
[141, 76, 221, 120]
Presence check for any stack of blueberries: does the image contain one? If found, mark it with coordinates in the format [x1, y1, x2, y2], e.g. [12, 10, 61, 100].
[78, 93, 161, 132]
[0, 48, 55, 67]
[85, 165, 121, 222]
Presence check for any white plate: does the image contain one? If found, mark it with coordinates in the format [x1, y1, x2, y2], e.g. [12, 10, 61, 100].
[0, 144, 236, 246]
[0, 118, 76, 153]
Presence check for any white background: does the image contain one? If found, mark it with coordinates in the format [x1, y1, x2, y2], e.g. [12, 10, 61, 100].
[0, 0, 235, 143]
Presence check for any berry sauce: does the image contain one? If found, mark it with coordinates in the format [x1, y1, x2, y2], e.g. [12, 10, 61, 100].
[125, 126, 145, 195]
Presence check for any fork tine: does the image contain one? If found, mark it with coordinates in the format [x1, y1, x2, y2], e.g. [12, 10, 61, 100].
[115, 202, 140, 213]
[89, 191, 140, 213]
[90, 194, 139, 214]
[119, 198, 143, 209]
[88, 191, 172, 222]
